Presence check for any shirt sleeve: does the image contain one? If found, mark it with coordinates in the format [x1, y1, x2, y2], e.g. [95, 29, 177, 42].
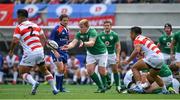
[173, 32, 178, 42]
[13, 27, 21, 39]
[89, 29, 97, 38]
[75, 32, 80, 40]
[114, 33, 120, 43]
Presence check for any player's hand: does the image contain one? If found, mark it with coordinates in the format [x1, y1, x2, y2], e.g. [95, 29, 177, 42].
[79, 40, 84, 48]
[52, 50, 60, 58]
[61, 45, 69, 50]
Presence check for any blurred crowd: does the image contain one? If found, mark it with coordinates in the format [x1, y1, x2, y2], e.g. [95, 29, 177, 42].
[0, 50, 133, 85]
[1, 0, 180, 4]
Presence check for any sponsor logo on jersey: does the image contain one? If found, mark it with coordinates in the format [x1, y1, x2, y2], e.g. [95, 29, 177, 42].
[105, 41, 110, 46]
[163, 37, 166, 41]
[110, 36, 113, 40]
[101, 36, 105, 39]
[80, 35, 84, 38]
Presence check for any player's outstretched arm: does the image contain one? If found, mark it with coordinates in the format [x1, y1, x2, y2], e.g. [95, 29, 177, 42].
[62, 39, 78, 50]
[126, 44, 141, 64]
[83, 38, 95, 47]
[9, 37, 19, 55]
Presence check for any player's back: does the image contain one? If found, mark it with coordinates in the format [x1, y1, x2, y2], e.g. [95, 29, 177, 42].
[14, 21, 43, 54]
[134, 35, 161, 57]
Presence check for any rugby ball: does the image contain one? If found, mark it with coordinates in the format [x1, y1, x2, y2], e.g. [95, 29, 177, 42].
[47, 40, 59, 50]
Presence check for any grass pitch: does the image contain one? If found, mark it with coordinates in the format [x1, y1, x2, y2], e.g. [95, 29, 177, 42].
[0, 84, 180, 99]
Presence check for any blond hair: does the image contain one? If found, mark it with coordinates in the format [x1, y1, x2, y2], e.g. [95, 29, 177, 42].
[79, 19, 89, 28]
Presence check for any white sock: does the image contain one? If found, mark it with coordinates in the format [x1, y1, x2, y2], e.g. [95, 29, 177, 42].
[45, 74, 57, 91]
[23, 73, 36, 85]
[81, 75, 86, 83]
[0, 72, 4, 82]
[73, 75, 77, 82]
[13, 71, 18, 82]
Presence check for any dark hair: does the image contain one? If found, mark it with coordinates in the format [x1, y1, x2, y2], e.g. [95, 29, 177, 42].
[17, 9, 28, 18]
[131, 26, 142, 35]
[104, 20, 112, 25]
[59, 14, 69, 21]
[164, 23, 172, 30]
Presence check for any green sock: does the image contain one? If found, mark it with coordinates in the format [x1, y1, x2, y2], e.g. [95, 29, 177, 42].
[100, 74, 107, 88]
[152, 88, 162, 94]
[90, 73, 103, 89]
[105, 74, 111, 85]
[114, 73, 120, 87]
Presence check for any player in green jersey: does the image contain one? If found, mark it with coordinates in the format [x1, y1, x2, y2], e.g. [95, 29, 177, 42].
[62, 19, 108, 93]
[171, 30, 180, 69]
[157, 23, 173, 64]
[99, 21, 122, 93]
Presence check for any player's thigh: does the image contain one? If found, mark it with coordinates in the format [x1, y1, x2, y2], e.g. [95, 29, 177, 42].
[18, 65, 32, 74]
[132, 59, 149, 70]
[86, 54, 96, 65]
[96, 53, 108, 68]
[107, 53, 116, 65]
[175, 53, 180, 64]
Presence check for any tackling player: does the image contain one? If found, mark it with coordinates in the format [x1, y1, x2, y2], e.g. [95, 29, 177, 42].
[123, 26, 167, 93]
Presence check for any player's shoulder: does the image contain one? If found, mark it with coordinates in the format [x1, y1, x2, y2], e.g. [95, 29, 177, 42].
[89, 28, 97, 32]
[111, 31, 118, 36]
[135, 35, 146, 40]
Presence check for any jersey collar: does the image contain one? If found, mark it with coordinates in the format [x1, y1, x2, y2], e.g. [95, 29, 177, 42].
[104, 30, 112, 34]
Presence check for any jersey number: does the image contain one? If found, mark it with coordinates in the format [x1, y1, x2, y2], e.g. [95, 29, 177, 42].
[28, 26, 35, 36]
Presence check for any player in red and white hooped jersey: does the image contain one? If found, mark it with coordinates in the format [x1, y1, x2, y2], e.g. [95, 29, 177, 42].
[3, 54, 19, 84]
[13, 19, 43, 54]
[9, 9, 58, 95]
[123, 26, 167, 93]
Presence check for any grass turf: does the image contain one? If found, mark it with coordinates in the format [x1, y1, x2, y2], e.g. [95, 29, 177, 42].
[0, 84, 180, 99]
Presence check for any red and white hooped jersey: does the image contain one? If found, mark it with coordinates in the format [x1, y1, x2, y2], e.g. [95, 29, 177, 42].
[4, 55, 19, 68]
[13, 21, 44, 54]
[134, 35, 161, 57]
